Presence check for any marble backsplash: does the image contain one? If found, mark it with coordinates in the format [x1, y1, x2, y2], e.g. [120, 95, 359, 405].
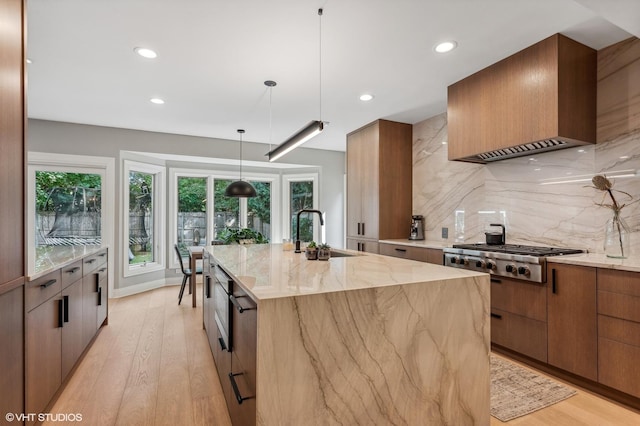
[413, 113, 640, 255]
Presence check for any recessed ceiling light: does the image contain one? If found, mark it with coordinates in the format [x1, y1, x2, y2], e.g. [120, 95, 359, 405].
[434, 41, 457, 53]
[534, 168, 541, 171]
[26, 58, 32, 64]
[150, 98, 165, 104]
[359, 94, 374, 102]
[578, 149, 585, 153]
[134, 47, 158, 59]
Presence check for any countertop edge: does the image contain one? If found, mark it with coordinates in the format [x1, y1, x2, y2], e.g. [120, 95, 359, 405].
[28, 245, 108, 281]
[547, 254, 640, 272]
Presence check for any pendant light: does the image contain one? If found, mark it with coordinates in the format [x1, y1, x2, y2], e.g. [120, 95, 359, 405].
[267, 8, 325, 162]
[225, 129, 257, 197]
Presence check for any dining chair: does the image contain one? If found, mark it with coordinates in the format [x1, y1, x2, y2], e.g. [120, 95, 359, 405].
[174, 244, 202, 305]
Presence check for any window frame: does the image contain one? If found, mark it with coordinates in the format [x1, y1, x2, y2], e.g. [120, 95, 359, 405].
[282, 172, 319, 242]
[123, 160, 166, 277]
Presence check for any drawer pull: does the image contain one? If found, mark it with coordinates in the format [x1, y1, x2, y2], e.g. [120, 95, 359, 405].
[58, 299, 64, 328]
[63, 295, 70, 323]
[490, 278, 502, 283]
[357, 222, 362, 235]
[98, 252, 107, 257]
[98, 268, 107, 273]
[362, 223, 365, 235]
[218, 337, 227, 351]
[205, 276, 211, 298]
[85, 259, 96, 264]
[490, 313, 502, 320]
[229, 372, 254, 405]
[98, 287, 102, 306]
[394, 248, 407, 253]
[66, 267, 80, 274]
[230, 295, 256, 313]
[40, 279, 57, 288]
[551, 268, 557, 294]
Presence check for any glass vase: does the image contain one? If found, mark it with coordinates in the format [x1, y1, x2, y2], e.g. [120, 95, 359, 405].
[604, 212, 630, 258]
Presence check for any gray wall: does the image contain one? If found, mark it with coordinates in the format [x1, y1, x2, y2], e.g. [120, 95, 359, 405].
[28, 119, 345, 291]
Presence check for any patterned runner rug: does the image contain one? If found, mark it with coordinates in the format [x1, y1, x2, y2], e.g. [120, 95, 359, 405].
[491, 355, 577, 422]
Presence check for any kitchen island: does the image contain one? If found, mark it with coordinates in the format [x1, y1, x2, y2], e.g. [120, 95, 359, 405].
[205, 244, 490, 425]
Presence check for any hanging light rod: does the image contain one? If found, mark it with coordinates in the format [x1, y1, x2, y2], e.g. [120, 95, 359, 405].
[267, 120, 324, 162]
[267, 8, 325, 162]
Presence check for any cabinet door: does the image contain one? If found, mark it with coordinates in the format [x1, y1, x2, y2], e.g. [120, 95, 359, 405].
[62, 279, 84, 380]
[229, 283, 257, 426]
[358, 123, 380, 240]
[26, 297, 62, 418]
[82, 274, 99, 349]
[0, 285, 24, 420]
[346, 130, 362, 238]
[346, 238, 379, 254]
[547, 263, 597, 380]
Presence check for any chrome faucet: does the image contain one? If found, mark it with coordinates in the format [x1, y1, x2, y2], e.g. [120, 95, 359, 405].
[295, 209, 324, 253]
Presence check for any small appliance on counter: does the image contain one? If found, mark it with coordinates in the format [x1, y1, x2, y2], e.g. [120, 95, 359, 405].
[409, 215, 425, 240]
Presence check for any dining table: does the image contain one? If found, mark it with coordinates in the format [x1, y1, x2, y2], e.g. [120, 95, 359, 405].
[188, 246, 204, 307]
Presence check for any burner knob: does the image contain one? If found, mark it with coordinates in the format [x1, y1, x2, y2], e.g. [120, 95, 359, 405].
[486, 261, 497, 271]
[518, 266, 531, 277]
[505, 264, 516, 273]
[462, 257, 469, 266]
[476, 260, 486, 268]
[450, 256, 459, 265]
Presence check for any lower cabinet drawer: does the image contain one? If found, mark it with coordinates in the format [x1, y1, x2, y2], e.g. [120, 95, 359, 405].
[379, 244, 443, 264]
[598, 337, 640, 398]
[26, 269, 62, 312]
[228, 352, 256, 426]
[491, 308, 547, 362]
[491, 277, 546, 322]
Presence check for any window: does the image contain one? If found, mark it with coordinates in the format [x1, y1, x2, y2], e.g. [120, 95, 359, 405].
[177, 176, 207, 247]
[247, 181, 271, 240]
[27, 152, 114, 282]
[123, 161, 165, 276]
[283, 173, 319, 242]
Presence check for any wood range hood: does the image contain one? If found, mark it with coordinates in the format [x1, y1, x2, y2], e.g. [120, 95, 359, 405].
[447, 33, 597, 164]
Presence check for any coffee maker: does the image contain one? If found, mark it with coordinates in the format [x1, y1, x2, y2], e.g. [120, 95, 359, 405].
[409, 215, 425, 240]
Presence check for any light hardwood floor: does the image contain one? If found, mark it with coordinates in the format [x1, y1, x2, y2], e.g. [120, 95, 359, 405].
[45, 283, 640, 425]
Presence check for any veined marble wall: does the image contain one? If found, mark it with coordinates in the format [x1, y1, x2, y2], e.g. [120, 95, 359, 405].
[413, 112, 640, 255]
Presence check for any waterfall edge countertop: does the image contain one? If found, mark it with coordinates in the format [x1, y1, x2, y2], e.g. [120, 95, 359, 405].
[206, 243, 486, 301]
[29, 245, 106, 280]
[206, 243, 491, 424]
[547, 252, 640, 272]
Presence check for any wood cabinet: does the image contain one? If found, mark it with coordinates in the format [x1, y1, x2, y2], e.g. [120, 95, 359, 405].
[490, 276, 547, 362]
[547, 263, 597, 381]
[447, 33, 596, 163]
[61, 262, 84, 380]
[25, 249, 108, 423]
[228, 282, 257, 426]
[597, 269, 640, 398]
[379, 243, 443, 265]
[346, 238, 379, 254]
[346, 119, 412, 249]
[0, 285, 24, 420]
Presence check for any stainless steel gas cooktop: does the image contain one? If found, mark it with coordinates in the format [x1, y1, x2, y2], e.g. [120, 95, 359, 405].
[442, 244, 584, 283]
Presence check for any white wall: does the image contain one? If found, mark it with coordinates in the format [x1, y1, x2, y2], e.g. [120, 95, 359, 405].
[28, 119, 345, 292]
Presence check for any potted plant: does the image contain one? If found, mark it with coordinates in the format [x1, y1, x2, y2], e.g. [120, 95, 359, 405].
[305, 241, 318, 260]
[217, 228, 269, 245]
[317, 243, 331, 260]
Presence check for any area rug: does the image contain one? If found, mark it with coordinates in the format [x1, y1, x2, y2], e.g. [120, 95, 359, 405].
[491, 355, 577, 422]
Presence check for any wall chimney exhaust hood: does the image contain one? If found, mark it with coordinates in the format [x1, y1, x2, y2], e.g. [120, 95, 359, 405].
[447, 34, 597, 164]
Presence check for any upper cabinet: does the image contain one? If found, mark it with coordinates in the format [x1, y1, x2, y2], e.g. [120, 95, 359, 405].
[447, 33, 597, 163]
[346, 119, 412, 251]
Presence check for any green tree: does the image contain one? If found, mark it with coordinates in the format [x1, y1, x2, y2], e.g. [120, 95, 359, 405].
[178, 177, 207, 212]
[36, 171, 101, 211]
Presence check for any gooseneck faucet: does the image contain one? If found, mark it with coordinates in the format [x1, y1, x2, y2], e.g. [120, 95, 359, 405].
[295, 209, 324, 253]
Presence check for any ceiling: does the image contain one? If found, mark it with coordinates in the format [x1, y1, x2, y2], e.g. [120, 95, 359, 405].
[27, 0, 636, 154]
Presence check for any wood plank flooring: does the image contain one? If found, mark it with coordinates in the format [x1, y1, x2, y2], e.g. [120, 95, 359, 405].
[44, 282, 230, 426]
[46, 282, 640, 425]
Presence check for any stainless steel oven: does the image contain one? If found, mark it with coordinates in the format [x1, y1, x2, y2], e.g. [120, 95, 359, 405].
[213, 265, 233, 351]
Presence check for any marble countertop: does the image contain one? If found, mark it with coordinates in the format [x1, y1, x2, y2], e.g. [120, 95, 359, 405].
[206, 243, 486, 301]
[378, 239, 451, 249]
[30, 245, 106, 280]
[547, 253, 640, 272]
